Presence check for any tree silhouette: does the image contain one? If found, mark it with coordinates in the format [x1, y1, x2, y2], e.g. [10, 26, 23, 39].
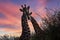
[42, 9, 60, 40]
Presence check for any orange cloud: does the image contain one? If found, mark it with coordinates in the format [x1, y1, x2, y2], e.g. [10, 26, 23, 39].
[39, 0, 48, 6]
[30, 0, 48, 19]
[0, 28, 21, 36]
[0, 3, 21, 34]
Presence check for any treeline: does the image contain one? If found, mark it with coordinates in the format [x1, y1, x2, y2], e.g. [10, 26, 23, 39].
[31, 8, 60, 40]
[0, 35, 19, 40]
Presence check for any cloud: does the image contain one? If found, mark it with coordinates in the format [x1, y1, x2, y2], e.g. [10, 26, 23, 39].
[0, 3, 21, 18]
[0, 28, 21, 33]
[32, 0, 48, 19]
[0, 24, 18, 29]
[0, 2, 21, 33]
[0, 13, 6, 19]
[39, 0, 48, 6]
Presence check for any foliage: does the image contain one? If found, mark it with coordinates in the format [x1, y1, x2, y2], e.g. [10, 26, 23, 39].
[42, 9, 60, 40]
[0, 35, 20, 40]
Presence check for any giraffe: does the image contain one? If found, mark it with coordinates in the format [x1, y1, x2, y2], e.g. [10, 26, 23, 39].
[19, 4, 31, 40]
[20, 4, 45, 40]
[30, 16, 45, 40]
[20, 4, 44, 36]
[21, 5, 44, 40]
[22, 5, 45, 40]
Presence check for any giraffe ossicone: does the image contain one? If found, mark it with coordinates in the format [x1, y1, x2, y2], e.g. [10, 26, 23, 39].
[20, 4, 32, 20]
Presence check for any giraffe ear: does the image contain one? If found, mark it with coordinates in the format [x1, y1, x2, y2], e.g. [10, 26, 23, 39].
[20, 9, 23, 12]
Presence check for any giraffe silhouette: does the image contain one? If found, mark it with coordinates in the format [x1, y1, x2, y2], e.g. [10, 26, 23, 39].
[30, 16, 45, 40]
[19, 4, 31, 40]
[22, 4, 45, 40]
[20, 4, 45, 40]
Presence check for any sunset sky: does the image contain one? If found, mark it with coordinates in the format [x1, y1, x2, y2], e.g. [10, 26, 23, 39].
[0, 0, 60, 36]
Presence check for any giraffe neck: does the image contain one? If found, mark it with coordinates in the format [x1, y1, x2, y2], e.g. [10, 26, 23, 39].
[30, 16, 45, 40]
[30, 16, 43, 33]
[20, 15, 31, 40]
[30, 16, 44, 35]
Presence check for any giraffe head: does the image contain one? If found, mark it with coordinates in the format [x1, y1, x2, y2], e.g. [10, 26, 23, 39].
[20, 4, 32, 20]
[20, 4, 30, 14]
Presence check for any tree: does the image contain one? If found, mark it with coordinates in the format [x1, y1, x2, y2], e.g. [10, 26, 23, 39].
[42, 9, 60, 40]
